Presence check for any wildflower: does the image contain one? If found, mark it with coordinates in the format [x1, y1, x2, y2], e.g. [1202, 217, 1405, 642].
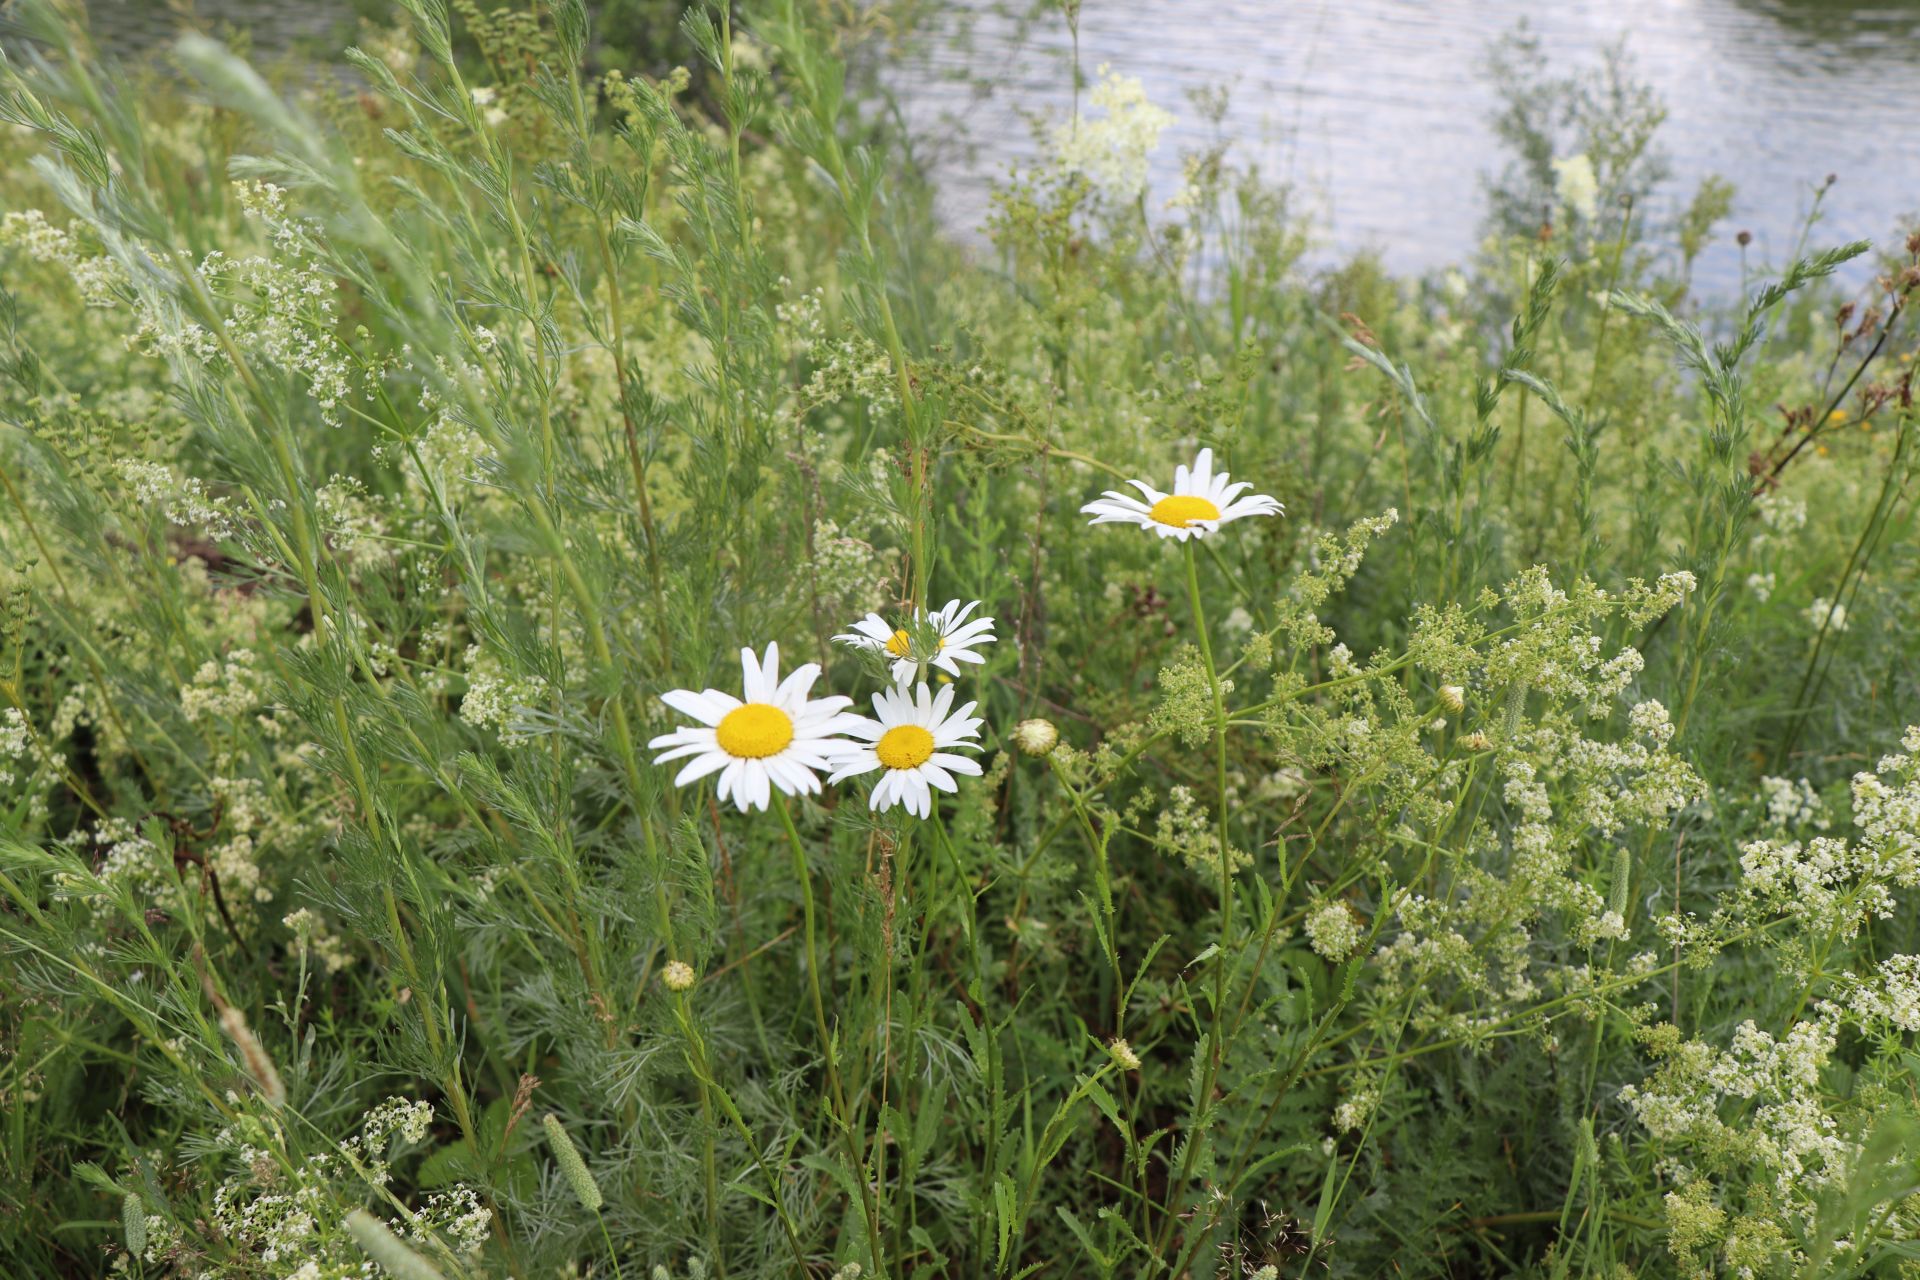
[1804, 597, 1848, 633]
[649, 643, 860, 812]
[1012, 717, 1060, 757]
[1050, 65, 1172, 201]
[662, 960, 696, 992]
[1108, 1038, 1142, 1071]
[1080, 448, 1282, 541]
[1550, 153, 1600, 222]
[1333, 1088, 1378, 1133]
[1307, 900, 1363, 961]
[1439, 684, 1465, 714]
[835, 598, 995, 684]
[828, 682, 984, 817]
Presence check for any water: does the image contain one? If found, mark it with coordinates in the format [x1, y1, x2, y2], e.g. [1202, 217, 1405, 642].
[63, 0, 1920, 291]
[894, 0, 1920, 291]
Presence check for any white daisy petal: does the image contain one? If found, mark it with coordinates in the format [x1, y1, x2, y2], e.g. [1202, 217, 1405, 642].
[837, 680, 985, 816]
[1083, 448, 1282, 540]
[674, 751, 731, 787]
[654, 641, 858, 807]
[928, 752, 984, 775]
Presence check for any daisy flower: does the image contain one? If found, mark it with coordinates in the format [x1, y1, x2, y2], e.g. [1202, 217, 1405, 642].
[1080, 447, 1282, 540]
[834, 598, 995, 684]
[649, 643, 860, 812]
[829, 682, 985, 818]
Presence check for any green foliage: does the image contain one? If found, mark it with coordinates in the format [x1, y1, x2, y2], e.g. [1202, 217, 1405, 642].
[1, 4, 1919, 1279]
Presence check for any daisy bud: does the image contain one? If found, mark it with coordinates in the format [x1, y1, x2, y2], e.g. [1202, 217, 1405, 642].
[542, 1113, 604, 1212]
[1013, 718, 1059, 757]
[1108, 1038, 1142, 1072]
[662, 960, 696, 992]
[1439, 685, 1465, 714]
[345, 1210, 446, 1280]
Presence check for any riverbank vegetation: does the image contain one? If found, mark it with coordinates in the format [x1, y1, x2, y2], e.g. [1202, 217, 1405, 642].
[2, 1, 1918, 1276]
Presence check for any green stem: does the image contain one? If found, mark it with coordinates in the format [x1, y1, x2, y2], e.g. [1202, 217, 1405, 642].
[774, 794, 887, 1279]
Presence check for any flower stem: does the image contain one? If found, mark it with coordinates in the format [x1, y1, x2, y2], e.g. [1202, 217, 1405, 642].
[1152, 539, 1236, 1260]
[774, 794, 888, 1279]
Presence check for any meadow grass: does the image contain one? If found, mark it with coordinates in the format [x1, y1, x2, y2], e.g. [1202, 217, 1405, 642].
[1, 2, 1919, 1277]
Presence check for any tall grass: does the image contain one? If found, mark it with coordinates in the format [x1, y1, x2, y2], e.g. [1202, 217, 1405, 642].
[1, 2, 1918, 1277]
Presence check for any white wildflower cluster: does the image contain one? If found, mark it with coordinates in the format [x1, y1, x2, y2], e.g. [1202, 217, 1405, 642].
[114, 458, 240, 540]
[163, 1099, 489, 1273]
[283, 908, 356, 974]
[1306, 899, 1363, 961]
[1845, 953, 1920, 1033]
[781, 286, 900, 415]
[1332, 1087, 1378, 1134]
[1619, 1013, 1907, 1275]
[0, 706, 56, 793]
[1664, 726, 1920, 952]
[1145, 782, 1248, 879]
[1755, 492, 1808, 536]
[1803, 596, 1848, 634]
[219, 181, 361, 425]
[52, 818, 173, 922]
[470, 84, 509, 128]
[1050, 65, 1174, 202]
[180, 649, 266, 723]
[314, 474, 391, 563]
[394, 376, 497, 503]
[1550, 153, 1600, 223]
[459, 645, 549, 746]
[1352, 569, 1704, 1031]
[1758, 774, 1828, 832]
[806, 518, 893, 617]
[0, 209, 127, 306]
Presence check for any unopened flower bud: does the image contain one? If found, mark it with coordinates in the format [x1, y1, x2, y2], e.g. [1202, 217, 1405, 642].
[1108, 1038, 1141, 1071]
[1736, 229, 1752, 247]
[1462, 731, 1493, 752]
[662, 960, 696, 992]
[1439, 685, 1465, 714]
[1013, 718, 1059, 757]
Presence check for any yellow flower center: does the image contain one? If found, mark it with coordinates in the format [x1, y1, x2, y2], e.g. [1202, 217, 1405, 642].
[714, 703, 794, 759]
[885, 629, 945, 658]
[1148, 495, 1222, 528]
[874, 724, 935, 770]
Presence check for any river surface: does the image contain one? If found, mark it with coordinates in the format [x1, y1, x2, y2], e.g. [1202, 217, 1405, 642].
[65, 1, 1920, 291]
